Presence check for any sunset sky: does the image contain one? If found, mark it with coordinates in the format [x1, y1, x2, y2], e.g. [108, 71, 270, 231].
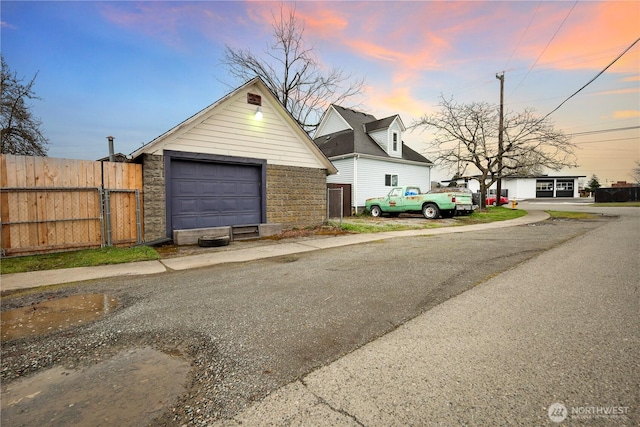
[2, 1, 639, 184]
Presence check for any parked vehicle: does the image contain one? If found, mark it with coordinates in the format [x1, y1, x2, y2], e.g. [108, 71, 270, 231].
[486, 195, 509, 206]
[427, 187, 474, 215]
[365, 186, 457, 219]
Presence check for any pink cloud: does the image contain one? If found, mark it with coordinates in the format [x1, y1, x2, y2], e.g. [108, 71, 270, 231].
[516, 1, 640, 73]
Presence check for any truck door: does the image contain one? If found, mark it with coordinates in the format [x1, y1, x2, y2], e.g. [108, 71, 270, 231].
[387, 187, 404, 212]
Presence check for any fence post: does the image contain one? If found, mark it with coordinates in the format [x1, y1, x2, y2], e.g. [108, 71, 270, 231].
[104, 190, 112, 246]
[135, 189, 142, 244]
[99, 188, 106, 247]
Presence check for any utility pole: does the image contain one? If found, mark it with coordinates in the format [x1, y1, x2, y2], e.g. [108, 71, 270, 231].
[495, 72, 504, 206]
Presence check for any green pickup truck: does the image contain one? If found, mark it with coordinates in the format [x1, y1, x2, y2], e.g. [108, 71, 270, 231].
[365, 186, 472, 219]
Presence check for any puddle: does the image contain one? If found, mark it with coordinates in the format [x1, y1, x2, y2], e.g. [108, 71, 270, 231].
[1, 346, 190, 426]
[1, 294, 118, 341]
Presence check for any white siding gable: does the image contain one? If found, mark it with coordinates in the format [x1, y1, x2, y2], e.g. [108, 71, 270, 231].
[314, 106, 352, 138]
[134, 81, 334, 171]
[368, 128, 387, 151]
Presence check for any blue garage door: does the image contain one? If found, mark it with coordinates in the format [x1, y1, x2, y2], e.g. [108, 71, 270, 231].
[170, 159, 261, 230]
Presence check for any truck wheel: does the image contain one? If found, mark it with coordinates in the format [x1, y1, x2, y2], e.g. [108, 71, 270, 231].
[422, 203, 440, 219]
[442, 209, 455, 218]
[370, 205, 382, 217]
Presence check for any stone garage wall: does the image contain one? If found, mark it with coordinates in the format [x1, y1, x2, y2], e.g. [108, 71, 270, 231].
[141, 154, 166, 241]
[266, 164, 327, 228]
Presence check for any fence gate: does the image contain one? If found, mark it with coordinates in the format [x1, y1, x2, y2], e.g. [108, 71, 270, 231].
[103, 189, 142, 246]
[327, 184, 351, 220]
[327, 187, 344, 225]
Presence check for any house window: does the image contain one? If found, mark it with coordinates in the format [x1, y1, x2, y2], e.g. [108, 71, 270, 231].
[392, 132, 398, 151]
[385, 174, 398, 186]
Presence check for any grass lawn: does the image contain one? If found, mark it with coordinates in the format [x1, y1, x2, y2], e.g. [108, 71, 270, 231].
[591, 202, 640, 207]
[336, 221, 423, 233]
[335, 206, 527, 232]
[454, 206, 527, 224]
[545, 210, 602, 220]
[1, 246, 159, 275]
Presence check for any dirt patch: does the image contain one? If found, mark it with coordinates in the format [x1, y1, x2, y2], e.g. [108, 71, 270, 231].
[155, 225, 352, 259]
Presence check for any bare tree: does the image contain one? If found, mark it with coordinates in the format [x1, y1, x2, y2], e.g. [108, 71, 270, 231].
[414, 95, 577, 207]
[1, 55, 48, 156]
[222, 4, 364, 134]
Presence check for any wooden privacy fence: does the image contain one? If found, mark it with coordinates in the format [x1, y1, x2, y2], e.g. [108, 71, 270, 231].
[0, 154, 143, 257]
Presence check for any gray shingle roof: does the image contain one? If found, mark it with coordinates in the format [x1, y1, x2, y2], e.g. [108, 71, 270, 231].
[314, 105, 432, 164]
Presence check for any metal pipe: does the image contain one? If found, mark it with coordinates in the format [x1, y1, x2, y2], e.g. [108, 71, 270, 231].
[107, 136, 115, 162]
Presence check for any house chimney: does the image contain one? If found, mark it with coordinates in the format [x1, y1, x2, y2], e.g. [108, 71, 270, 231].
[106, 136, 115, 162]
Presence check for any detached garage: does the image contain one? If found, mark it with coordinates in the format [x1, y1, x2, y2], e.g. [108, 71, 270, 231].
[131, 77, 337, 242]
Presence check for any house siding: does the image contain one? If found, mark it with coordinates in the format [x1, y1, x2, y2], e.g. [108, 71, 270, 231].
[143, 86, 325, 170]
[315, 108, 350, 137]
[368, 129, 387, 152]
[326, 158, 355, 185]
[266, 164, 327, 228]
[355, 157, 430, 208]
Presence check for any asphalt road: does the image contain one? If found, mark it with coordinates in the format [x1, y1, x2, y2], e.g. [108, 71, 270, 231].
[231, 203, 638, 426]
[2, 204, 637, 425]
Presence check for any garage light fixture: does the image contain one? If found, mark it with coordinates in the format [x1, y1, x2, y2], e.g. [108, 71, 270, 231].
[254, 106, 263, 121]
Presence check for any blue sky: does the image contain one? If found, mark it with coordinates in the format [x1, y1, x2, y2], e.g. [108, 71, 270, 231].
[2, 1, 639, 184]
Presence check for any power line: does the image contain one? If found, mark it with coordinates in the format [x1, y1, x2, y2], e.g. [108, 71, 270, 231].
[568, 125, 640, 137]
[541, 37, 640, 121]
[509, 0, 578, 98]
[503, 2, 541, 72]
[573, 137, 639, 145]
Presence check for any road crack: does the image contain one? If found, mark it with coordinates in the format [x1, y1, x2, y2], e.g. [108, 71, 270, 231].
[300, 378, 366, 426]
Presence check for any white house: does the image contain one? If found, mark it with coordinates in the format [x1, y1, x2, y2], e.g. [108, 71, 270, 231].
[313, 105, 433, 212]
[448, 175, 585, 199]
